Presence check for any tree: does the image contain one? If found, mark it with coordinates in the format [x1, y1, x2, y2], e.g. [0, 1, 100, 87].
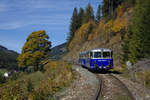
[17, 30, 51, 71]
[83, 3, 94, 23]
[122, 25, 133, 62]
[86, 24, 93, 40]
[67, 8, 79, 49]
[128, 0, 150, 63]
[96, 4, 102, 22]
[121, 0, 136, 6]
[78, 8, 85, 28]
[102, 0, 121, 18]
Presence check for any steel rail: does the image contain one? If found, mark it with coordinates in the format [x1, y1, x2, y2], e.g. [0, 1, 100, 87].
[109, 74, 135, 100]
[93, 74, 103, 100]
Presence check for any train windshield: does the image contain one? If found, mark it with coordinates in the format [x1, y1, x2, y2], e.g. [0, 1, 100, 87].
[103, 52, 111, 58]
[93, 52, 101, 58]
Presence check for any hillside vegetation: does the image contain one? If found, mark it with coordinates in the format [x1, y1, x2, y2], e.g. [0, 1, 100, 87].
[64, 1, 133, 68]
[64, 0, 150, 89]
[0, 31, 76, 100]
[0, 60, 75, 100]
[49, 43, 67, 60]
[0, 45, 18, 70]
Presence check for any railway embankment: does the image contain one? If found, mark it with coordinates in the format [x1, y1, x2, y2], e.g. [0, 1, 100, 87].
[55, 65, 99, 100]
[54, 64, 150, 100]
[113, 74, 150, 100]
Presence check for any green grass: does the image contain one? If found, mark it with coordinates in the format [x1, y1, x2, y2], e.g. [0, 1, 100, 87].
[0, 69, 8, 74]
[18, 71, 45, 90]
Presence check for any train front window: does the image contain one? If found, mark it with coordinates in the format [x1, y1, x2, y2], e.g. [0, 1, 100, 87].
[94, 52, 101, 58]
[103, 52, 111, 58]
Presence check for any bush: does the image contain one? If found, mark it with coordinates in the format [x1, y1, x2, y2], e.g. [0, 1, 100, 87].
[27, 79, 34, 92]
[0, 61, 75, 100]
[0, 72, 6, 84]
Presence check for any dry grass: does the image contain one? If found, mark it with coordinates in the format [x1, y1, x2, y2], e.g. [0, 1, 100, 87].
[0, 61, 76, 100]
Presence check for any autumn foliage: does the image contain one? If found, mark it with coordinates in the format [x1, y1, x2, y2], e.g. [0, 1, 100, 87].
[0, 61, 75, 100]
[17, 30, 51, 71]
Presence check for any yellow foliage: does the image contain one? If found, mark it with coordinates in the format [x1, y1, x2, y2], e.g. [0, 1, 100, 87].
[102, 19, 114, 40]
[116, 5, 124, 17]
[68, 21, 96, 50]
[112, 18, 128, 33]
[18, 30, 51, 68]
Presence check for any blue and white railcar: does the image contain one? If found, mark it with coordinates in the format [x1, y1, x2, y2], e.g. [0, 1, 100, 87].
[78, 48, 113, 70]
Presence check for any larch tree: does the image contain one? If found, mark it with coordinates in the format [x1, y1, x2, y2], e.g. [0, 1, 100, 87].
[17, 30, 51, 71]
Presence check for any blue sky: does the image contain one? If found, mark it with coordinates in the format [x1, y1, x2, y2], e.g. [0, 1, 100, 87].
[0, 0, 102, 53]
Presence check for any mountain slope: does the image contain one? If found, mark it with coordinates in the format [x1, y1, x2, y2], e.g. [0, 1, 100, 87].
[0, 45, 19, 70]
[49, 43, 67, 60]
[63, 5, 133, 68]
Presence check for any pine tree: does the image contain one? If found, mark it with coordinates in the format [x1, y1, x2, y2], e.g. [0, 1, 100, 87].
[102, 0, 109, 18]
[122, 25, 133, 62]
[17, 30, 51, 71]
[78, 8, 84, 28]
[128, 0, 150, 63]
[67, 8, 78, 48]
[96, 4, 102, 22]
[83, 3, 94, 23]
[102, 0, 121, 18]
[122, 0, 136, 6]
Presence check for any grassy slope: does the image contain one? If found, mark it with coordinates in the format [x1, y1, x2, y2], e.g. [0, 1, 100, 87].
[0, 60, 76, 100]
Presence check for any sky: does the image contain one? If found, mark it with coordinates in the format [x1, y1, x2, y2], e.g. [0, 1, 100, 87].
[0, 0, 102, 53]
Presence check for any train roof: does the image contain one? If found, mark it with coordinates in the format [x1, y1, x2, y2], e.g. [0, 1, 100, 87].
[79, 48, 112, 55]
[89, 48, 112, 52]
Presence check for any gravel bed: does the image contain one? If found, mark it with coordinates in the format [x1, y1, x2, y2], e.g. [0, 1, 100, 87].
[55, 65, 99, 100]
[99, 74, 133, 100]
[113, 74, 150, 100]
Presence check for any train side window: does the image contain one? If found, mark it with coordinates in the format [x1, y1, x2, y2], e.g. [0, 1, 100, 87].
[90, 52, 93, 58]
[94, 52, 101, 58]
[103, 52, 110, 58]
[111, 52, 113, 58]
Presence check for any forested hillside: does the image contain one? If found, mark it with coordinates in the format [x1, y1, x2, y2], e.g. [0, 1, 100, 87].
[64, 0, 150, 89]
[49, 43, 67, 60]
[64, 0, 150, 67]
[64, 0, 135, 67]
[0, 45, 18, 70]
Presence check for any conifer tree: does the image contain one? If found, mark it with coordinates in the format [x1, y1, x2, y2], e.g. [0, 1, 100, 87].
[102, 0, 121, 18]
[96, 4, 102, 22]
[78, 8, 84, 28]
[83, 3, 94, 23]
[128, 0, 150, 63]
[67, 8, 78, 47]
[17, 30, 51, 71]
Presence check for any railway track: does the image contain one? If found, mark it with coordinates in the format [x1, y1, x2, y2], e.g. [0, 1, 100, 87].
[93, 73, 135, 100]
[109, 74, 135, 100]
[93, 74, 103, 100]
[72, 63, 135, 100]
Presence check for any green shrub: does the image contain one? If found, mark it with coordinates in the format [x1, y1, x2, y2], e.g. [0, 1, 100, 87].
[0, 72, 6, 84]
[27, 79, 34, 92]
